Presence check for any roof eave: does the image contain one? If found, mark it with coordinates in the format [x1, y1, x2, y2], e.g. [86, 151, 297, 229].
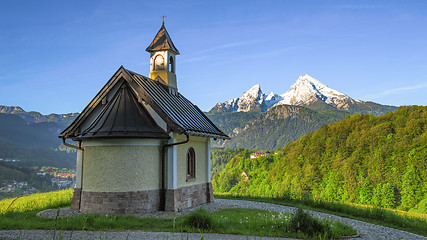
[61, 66, 135, 139]
[186, 130, 229, 140]
[146, 48, 180, 55]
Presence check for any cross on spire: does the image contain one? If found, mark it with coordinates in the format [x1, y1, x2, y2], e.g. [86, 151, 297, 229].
[161, 14, 167, 24]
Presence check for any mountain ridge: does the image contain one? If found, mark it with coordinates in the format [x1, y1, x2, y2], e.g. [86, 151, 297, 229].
[210, 74, 397, 116]
[208, 104, 350, 150]
[0, 105, 78, 126]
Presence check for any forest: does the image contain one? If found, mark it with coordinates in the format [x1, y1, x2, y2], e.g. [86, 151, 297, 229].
[212, 106, 427, 213]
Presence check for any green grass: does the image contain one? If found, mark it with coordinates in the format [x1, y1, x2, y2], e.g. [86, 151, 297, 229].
[215, 192, 427, 237]
[0, 190, 356, 239]
[0, 189, 73, 213]
[0, 208, 355, 239]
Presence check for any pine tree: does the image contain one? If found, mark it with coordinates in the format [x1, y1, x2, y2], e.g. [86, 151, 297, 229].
[401, 164, 423, 210]
[358, 177, 373, 205]
[381, 182, 395, 208]
[371, 183, 382, 207]
[322, 172, 343, 201]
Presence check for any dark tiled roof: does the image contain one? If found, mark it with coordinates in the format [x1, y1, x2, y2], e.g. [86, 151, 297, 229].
[126, 69, 228, 139]
[77, 82, 169, 139]
[145, 24, 180, 54]
[61, 66, 228, 140]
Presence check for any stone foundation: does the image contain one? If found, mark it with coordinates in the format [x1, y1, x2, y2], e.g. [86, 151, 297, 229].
[71, 188, 82, 210]
[80, 189, 160, 214]
[75, 182, 213, 214]
[165, 182, 214, 212]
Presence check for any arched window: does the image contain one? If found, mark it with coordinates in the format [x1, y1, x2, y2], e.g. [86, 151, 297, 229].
[169, 56, 175, 73]
[154, 55, 164, 70]
[187, 147, 196, 180]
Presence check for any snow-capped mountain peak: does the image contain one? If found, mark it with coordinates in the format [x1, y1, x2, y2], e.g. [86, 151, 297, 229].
[299, 74, 347, 98]
[265, 92, 283, 108]
[265, 92, 276, 100]
[241, 84, 262, 100]
[276, 74, 352, 108]
[209, 74, 397, 114]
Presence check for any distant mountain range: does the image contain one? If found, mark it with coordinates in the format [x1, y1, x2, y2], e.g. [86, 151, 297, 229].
[0, 74, 400, 157]
[0, 106, 77, 169]
[210, 74, 397, 116]
[0, 106, 78, 126]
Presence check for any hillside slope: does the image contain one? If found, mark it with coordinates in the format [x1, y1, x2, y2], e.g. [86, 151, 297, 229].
[209, 105, 349, 150]
[213, 106, 427, 211]
[0, 113, 75, 168]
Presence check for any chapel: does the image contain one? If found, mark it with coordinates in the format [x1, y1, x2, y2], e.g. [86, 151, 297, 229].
[60, 22, 228, 214]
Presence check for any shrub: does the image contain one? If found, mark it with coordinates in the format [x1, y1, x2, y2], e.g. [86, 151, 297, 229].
[409, 199, 427, 214]
[184, 208, 214, 230]
[289, 207, 327, 237]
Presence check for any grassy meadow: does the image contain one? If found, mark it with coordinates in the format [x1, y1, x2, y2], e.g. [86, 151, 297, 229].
[215, 192, 427, 237]
[0, 189, 73, 213]
[1, 189, 427, 238]
[0, 190, 358, 239]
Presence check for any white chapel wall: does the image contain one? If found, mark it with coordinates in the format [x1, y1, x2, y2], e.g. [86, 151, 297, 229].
[81, 139, 162, 191]
[174, 134, 209, 187]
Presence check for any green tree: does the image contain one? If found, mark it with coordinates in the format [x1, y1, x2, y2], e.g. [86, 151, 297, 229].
[401, 164, 424, 210]
[358, 177, 373, 205]
[381, 182, 395, 208]
[371, 183, 382, 207]
[322, 172, 343, 201]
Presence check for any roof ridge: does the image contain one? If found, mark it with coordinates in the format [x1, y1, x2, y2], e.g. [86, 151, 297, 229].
[61, 66, 228, 140]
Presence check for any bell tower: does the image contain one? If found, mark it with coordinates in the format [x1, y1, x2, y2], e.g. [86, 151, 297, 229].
[146, 20, 180, 89]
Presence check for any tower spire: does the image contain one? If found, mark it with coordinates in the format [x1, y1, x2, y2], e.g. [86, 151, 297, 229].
[146, 22, 179, 89]
[161, 14, 167, 25]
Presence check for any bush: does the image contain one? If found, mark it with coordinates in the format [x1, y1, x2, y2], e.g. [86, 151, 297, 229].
[184, 208, 214, 230]
[409, 199, 427, 214]
[289, 207, 327, 237]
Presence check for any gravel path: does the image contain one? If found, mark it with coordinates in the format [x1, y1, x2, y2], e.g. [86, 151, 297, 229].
[1, 199, 425, 240]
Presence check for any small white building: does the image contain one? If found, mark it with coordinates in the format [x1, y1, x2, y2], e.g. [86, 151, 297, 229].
[250, 150, 270, 159]
[61, 23, 228, 214]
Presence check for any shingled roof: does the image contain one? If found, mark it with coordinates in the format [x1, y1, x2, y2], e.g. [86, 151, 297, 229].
[145, 23, 180, 55]
[61, 66, 228, 140]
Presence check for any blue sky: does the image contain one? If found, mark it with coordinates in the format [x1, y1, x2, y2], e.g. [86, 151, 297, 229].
[1, 0, 426, 114]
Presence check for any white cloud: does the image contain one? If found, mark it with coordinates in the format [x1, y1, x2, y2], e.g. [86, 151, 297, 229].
[366, 82, 427, 99]
[197, 40, 264, 55]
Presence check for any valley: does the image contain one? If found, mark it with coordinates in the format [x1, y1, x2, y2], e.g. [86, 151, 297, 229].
[0, 107, 78, 199]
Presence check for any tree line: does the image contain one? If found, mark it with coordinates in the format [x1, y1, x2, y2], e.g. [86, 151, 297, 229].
[212, 106, 427, 213]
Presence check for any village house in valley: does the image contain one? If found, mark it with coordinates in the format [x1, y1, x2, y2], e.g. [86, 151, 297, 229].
[250, 150, 270, 159]
[60, 23, 228, 214]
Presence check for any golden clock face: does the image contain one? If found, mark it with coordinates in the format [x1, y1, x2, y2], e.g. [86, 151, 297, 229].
[154, 55, 164, 70]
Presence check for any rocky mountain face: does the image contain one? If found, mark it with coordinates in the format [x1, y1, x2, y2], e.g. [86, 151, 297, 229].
[210, 84, 283, 113]
[0, 105, 78, 126]
[208, 105, 349, 150]
[210, 74, 397, 116]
